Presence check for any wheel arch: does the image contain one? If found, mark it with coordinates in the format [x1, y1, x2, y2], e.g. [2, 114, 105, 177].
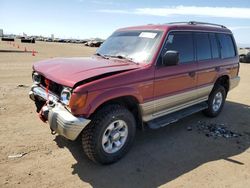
[93, 95, 143, 128]
[87, 88, 144, 128]
[214, 75, 230, 95]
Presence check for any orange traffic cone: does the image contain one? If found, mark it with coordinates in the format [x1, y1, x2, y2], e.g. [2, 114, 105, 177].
[24, 47, 27, 52]
[17, 45, 20, 48]
[32, 49, 35, 56]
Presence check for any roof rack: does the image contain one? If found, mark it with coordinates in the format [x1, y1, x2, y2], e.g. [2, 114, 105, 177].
[168, 21, 227, 28]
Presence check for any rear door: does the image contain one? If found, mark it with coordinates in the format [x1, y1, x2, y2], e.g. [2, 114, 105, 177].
[195, 32, 219, 98]
[153, 32, 198, 117]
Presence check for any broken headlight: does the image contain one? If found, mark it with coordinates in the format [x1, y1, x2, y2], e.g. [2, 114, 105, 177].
[32, 72, 41, 85]
[60, 87, 72, 105]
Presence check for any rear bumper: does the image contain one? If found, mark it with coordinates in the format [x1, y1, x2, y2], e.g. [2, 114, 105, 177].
[230, 76, 240, 90]
[29, 85, 91, 140]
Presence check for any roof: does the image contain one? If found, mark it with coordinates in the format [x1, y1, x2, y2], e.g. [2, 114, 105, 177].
[117, 21, 232, 33]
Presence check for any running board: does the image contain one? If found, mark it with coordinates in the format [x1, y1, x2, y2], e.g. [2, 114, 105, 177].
[147, 102, 208, 129]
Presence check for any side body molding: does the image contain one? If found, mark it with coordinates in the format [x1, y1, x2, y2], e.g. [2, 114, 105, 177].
[140, 85, 213, 122]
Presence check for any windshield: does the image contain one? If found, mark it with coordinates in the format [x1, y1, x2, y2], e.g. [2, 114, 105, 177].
[96, 30, 163, 64]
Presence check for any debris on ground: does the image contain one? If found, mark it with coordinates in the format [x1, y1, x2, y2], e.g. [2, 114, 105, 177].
[8, 152, 27, 159]
[0, 107, 6, 111]
[17, 84, 29, 88]
[196, 121, 242, 139]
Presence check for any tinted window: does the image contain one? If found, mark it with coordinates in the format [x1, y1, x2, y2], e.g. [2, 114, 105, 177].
[209, 33, 220, 59]
[217, 34, 236, 58]
[195, 33, 212, 61]
[163, 32, 194, 64]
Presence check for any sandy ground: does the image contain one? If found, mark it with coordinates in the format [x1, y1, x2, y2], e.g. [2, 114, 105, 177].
[0, 40, 249, 188]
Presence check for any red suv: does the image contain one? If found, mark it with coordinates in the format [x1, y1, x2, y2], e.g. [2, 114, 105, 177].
[29, 21, 240, 164]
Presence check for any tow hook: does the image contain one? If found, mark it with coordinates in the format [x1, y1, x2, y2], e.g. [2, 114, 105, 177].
[47, 100, 55, 107]
[38, 99, 55, 122]
[51, 129, 56, 135]
[39, 105, 50, 122]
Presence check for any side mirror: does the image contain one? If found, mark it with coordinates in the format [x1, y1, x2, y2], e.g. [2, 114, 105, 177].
[162, 50, 179, 66]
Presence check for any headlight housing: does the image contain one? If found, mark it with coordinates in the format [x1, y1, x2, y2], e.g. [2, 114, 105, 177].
[60, 87, 72, 105]
[32, 72, 41, 85]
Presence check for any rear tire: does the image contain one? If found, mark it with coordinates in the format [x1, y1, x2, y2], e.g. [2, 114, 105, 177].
[203, 85, 226, 117]
[82, 104, 136, 164]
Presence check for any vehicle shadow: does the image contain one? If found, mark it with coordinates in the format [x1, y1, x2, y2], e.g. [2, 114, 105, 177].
[54, 101, 250, 188]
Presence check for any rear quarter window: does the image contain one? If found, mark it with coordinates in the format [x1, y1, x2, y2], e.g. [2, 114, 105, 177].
[217, 33, 236, 58]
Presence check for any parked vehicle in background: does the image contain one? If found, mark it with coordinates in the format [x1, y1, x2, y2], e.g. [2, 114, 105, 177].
[85, 39, 104, 47]
[20, 37, 35, 43]
[239, 52, 250, 63]
[1, 37, 15, 41]
[29, 21, 240, 164]
[44, 38, 53, 42]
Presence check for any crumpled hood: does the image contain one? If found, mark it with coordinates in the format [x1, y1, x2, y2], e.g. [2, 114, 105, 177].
[33, 57, 141, 87]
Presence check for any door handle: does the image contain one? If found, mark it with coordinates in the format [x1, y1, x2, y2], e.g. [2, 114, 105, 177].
[188, 71, 196, 78]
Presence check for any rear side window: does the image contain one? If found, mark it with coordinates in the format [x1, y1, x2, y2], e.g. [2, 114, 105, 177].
[217, 34, 236, 58]
[163, 32, 194, 64]
[209, 33, 220, 59]
[195, 33, 212, 61]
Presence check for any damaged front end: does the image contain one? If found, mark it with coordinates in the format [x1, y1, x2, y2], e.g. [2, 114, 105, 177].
[29, 84, 91, 140]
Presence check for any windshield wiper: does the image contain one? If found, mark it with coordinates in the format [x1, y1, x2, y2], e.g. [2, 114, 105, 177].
[104, 55, 138, 64]
[94, 53, 108, 59]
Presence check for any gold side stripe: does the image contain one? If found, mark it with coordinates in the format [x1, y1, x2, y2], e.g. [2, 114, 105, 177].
[140, 85, 213, 122]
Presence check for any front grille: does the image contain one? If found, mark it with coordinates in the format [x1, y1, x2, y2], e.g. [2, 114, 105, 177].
[40, 76, 63, 96]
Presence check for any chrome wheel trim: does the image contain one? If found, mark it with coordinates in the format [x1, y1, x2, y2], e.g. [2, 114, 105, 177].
[212, 91, 223, 112]
[102, 120, 128, 154]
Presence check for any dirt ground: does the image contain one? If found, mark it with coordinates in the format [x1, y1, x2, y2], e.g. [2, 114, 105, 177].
[0, 40, 249, 188]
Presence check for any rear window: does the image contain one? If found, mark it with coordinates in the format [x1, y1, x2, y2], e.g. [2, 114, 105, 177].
[195, 33, 212, 61]
[217, 34, 236, 58]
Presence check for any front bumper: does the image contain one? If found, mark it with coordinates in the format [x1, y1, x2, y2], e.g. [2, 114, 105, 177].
[29, 85, 91, 140]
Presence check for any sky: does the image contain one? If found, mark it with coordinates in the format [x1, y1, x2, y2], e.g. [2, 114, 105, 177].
[1, 0, 250, 45]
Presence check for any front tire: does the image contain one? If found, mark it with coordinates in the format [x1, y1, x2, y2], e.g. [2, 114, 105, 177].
[203, 85, 226, 117]
[82, 104, 136, 164]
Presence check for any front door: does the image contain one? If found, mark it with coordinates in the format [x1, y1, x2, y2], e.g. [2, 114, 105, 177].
[153, 32, 198, 118]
